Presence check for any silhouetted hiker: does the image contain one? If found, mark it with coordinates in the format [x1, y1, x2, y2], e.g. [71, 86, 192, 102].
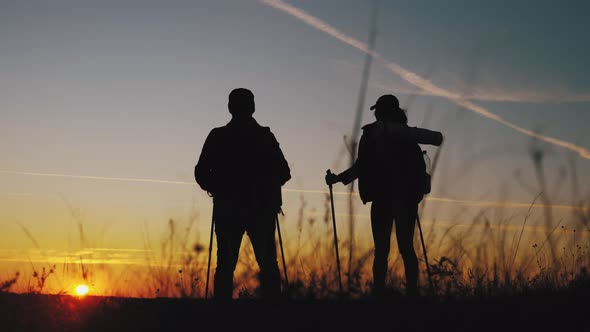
[195, 88, 291, 300]
[326, 94, 443, 298]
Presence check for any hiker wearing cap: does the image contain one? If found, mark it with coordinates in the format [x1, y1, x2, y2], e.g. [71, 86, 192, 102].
[326, 94, 443, 297]
[195, 88, 291, 300]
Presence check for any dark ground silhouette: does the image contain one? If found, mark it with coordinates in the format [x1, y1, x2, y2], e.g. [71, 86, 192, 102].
[1, 288, 588, 332]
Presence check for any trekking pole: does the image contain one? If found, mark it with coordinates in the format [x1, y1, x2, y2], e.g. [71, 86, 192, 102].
[326, 170, 344, 294]
[275, 212, 289, 289]
[204, 214, 214, 299]
[416, 213, 434, 293]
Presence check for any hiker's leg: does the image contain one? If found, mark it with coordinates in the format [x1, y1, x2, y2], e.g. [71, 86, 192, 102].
[248, 211, 281, 299]
[214, 215, 245, 300]
[394, 202, 419, 294]
[371, 199, 394, 295]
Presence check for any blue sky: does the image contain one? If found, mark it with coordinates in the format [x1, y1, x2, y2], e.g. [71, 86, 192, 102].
[1, 0, 589, 253]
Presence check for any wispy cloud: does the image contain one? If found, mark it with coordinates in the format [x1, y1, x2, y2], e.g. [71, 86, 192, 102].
[0, 170, 193, 186]
[0, 248, 153, 266]
[259, 0, 590, 160]
[332, 58, 590, 104]
[372, 81, 590, 104]
[323, 189, 589, 212]
[2, 169, 587, 211]
[0, 193, 32, 197]
[306, 212, 580, 235]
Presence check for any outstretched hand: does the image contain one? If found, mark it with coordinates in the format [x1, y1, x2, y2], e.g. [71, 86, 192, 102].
[325, 170, 340, 186]
[434, 132, 444, 146]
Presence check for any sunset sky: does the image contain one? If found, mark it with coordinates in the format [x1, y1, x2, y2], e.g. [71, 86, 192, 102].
[1, 0, 589, 294]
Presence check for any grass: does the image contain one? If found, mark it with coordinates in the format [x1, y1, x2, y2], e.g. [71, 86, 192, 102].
[1, 200, 589, 332]
[3, 189, 589, 300]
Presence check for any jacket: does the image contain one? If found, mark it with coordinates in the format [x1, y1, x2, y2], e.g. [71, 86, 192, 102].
[195, 117, 291, 216]
[339, 120, 443, 204]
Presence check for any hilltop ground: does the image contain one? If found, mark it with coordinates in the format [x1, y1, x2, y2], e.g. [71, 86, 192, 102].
[0, 287, 588, 332]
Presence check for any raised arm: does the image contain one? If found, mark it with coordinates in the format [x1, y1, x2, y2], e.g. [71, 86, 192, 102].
[367, 121, 443, 146]
[406, 125, 444, 146]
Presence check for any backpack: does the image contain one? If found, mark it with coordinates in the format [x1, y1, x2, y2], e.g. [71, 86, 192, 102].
[357, 123, 428, 204]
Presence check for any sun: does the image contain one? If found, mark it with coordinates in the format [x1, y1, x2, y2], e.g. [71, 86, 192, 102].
[75, 284, 89, 297]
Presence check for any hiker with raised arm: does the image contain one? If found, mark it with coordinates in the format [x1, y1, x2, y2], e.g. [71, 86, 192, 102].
[325, 94, 443, 298]
[195, 88, 291, 300]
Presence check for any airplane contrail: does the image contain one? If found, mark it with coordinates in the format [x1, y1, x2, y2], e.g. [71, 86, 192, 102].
[0, 193, 32, 197]
[259, 0, 590, 161]
[1, 170, 587, 211]
[0, 170, 194, 186]
[306, 212, 579, 234]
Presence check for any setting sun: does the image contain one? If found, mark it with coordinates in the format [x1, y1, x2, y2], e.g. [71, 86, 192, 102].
[75, 285, 89, 297]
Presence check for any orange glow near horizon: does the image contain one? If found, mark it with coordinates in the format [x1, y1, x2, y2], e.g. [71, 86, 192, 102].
[75, 284, 89, 297]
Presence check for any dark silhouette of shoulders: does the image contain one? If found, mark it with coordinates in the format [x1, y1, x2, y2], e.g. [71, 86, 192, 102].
[195, 116, 290, 212]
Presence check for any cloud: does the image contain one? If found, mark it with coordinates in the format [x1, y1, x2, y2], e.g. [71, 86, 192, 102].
[0, 170, 194, 186]
[0, 248, 153, 266]
[2, 170, 587, 211]
[0, 193, 32, 197]
[372, 81, 590, 104]
[331, 57, 590, 103]
[259, 0, 590, 160]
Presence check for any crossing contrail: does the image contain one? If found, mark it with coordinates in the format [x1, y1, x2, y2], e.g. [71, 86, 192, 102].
[1, 170, 587, 211]
[259, 0, 590, 161]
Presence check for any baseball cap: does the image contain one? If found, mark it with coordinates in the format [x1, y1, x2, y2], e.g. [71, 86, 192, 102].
[369, 94, 400, 111]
